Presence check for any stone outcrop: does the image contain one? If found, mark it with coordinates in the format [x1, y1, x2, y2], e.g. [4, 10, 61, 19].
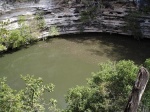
[0, 0, 150, 38]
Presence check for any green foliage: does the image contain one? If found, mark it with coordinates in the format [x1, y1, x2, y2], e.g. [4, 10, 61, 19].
[20, 75, 55, 111]
[0, 20, 10, 51]
[18, 15, 26, 25]
[80, 6, 97, 23]
[0, 75, 57, 112]
[65, 85, 109, 112]
[141, 5, 150, 14]
[19, 23, 34, 43]
[8, 29, 24, 48]
[142, 58, 150, 110]
[125, 11, 142, 39]
[0, 44, 7, 51]
[0, 20, 10, 39]
[0, 15, 37, 52]
[145, 58, 150, 71]
[0, 77, 21, 112]
[107, 61, 138, 111]
[79, 0, 99, 25]
[49, 26, 59, 36]
[65, 60, 139, 112]
[35, 13, 46, 30]
[0, 60, 150, 111]
[78, 0, 103, 32]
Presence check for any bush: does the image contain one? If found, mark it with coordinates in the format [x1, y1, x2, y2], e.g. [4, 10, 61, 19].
[8, 29, 24, 48]
[145, 58, 150, 71]
[141, 58, 150, 110]
[125, 11, 142, 39]
[65, 60, 140, 112]
[35, 14, 46, 30]
[0, 75, 57, 112]
[49, 26, 59, 36]
[0, 16, 37, 52]
[0, 44, 7, 51]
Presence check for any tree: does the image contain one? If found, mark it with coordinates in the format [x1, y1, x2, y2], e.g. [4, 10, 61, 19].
[0, 75, 58, 112]
[140, 59, 150, 111]
[0, 15, 38, 52]
[124, 67, 149, 112]
[35, 13, 46, 30]
[0, 77, 21, 112]
[0, 20, 10, 51]
[65, 60, 150, 112]
[124, 11, 142, 39]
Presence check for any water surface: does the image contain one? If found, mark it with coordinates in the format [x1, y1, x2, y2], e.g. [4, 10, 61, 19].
[0, 33, 150, 108]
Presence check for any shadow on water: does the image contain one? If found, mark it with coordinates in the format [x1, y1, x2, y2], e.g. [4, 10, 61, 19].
[0, 32, 150, 109]
[0, 48, 20, 58]
[0, 41, 38, 58]
[1, 33, 150, 65]
[60, 32, 150, 64]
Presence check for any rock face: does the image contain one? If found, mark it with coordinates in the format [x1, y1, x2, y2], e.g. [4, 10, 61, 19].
[0, 0, 150, 38]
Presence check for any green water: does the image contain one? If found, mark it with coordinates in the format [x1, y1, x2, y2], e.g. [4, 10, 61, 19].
[0, 33, 150, 108]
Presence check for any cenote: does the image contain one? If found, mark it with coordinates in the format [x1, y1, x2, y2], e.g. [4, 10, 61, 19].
[0, 33, 150, 109]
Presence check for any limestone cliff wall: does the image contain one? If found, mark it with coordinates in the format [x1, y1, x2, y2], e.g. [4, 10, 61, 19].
[0, 0, 150, 38]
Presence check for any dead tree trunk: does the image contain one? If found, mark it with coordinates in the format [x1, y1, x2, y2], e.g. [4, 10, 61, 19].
[124, 67, 149, 112]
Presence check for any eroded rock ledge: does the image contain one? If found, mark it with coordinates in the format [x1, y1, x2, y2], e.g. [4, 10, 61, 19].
[0, 0, 150, 38]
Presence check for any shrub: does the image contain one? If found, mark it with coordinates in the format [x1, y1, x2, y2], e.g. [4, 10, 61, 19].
[0, 75, 57, 112]
[49, 26, 59, 36]
[0, 44, 7, 51]
[65, 60, 140, 112]
[35, 14, 46, 30]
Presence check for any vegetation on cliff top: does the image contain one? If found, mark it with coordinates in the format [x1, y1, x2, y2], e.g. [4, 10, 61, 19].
[0, 13, 47, 52]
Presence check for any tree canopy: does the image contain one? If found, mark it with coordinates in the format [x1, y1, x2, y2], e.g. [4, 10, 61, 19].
[65, 60, 150, 112]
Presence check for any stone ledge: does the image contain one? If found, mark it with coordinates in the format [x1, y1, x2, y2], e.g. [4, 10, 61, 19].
[0, 0, 150, 38]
